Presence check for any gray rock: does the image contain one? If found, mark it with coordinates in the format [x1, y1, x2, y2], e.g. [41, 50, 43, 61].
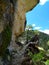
[0, 57, 3, 65]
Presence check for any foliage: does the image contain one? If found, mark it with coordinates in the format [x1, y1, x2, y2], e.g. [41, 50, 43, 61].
[28, 50, 44, 61]
[45, 60, 49, 65]
[15, 25, 49, 65]
[34, 30, 40, 35]
[28, 47, 49, 65]
[25, 24, 33, 30]
[39, 32, 49, 50]
[0, 25, 12, 56]
[32, 51, 44, 62]
[18, 25, 49, 48]
[47, 41, 49, 46]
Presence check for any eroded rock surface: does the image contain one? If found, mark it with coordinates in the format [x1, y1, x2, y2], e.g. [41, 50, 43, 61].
[0, 0, 39, 65]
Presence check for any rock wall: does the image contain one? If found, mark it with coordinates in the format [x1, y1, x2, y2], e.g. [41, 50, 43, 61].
[0, 0, 39, 65]
[12, 0, 39, 42]
[0, 0, 39, 56]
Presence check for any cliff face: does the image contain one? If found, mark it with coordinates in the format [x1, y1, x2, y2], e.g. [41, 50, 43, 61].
[0, 0, 39, 65]
[12, 0, 39, 41]
[0, 0, 39, 35]
[0, 0, 39, 55]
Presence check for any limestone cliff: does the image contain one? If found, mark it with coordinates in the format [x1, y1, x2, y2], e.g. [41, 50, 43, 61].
[12, 0, 39, 42]
[0, 0, 39, 56]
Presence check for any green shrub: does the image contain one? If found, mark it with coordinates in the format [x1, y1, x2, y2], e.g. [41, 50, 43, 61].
[28, 50, 46, 65]
[45, 60, 49, 65]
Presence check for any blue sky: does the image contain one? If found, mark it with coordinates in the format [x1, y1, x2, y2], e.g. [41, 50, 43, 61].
[26, 0, 49, 35]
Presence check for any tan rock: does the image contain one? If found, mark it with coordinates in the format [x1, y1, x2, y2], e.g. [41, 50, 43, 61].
[12, 0, 39, 41]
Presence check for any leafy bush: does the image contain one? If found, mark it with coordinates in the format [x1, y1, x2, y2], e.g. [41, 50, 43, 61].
[28, 49, 49, 65]
[44, 60, 49, 65]
[28, 50, 44, 62]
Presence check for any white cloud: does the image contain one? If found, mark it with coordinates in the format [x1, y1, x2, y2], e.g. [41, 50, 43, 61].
[34, 27, 41, 30]
[39, 0, 47, 5]
[25, 27, 32, 30]
[32, 24, 36, 27]
[39, 29, 49, 35]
